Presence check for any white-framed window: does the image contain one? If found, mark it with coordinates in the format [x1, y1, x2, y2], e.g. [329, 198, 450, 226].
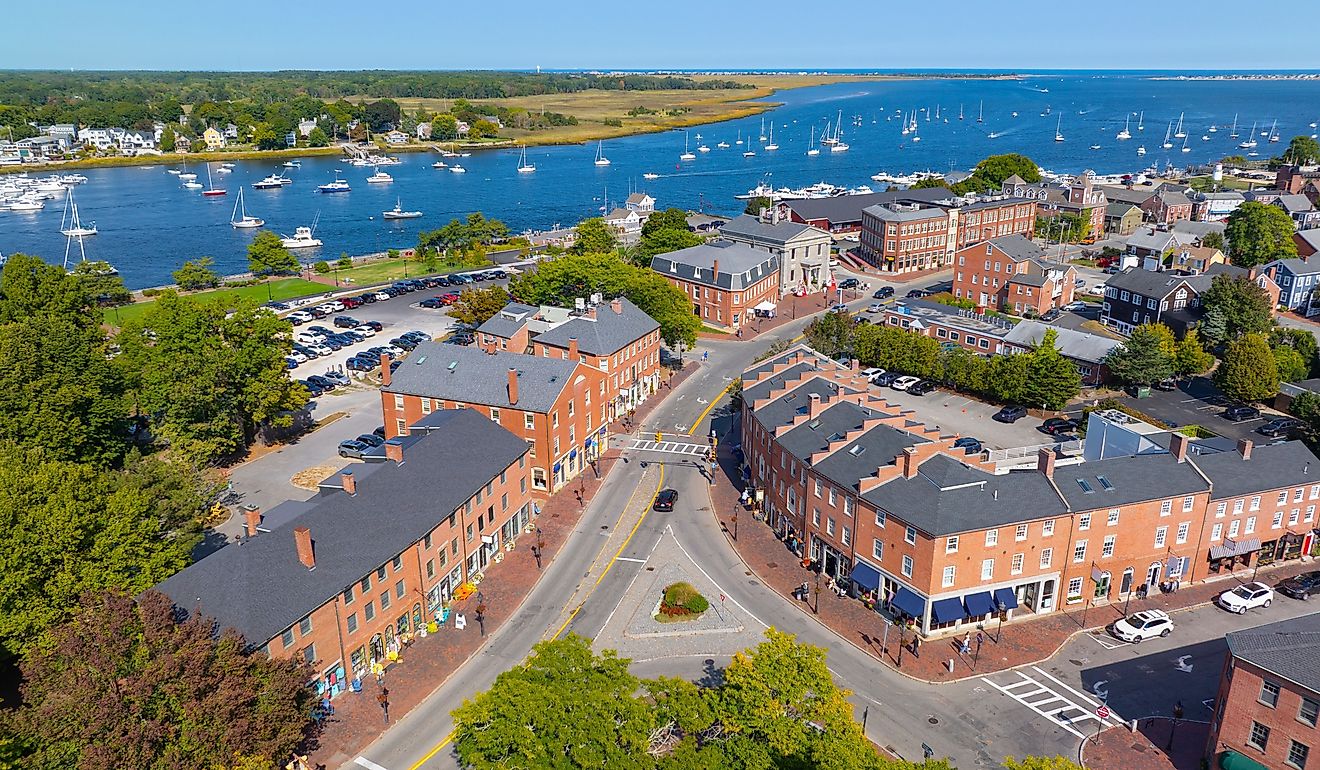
[828, 487, 836, 506]
[905, 526, 916, 545]
[1011, 553, 1024, 575]
[981, 559, 994, 581]
[1291, 509, 1301, 525]
[843, 497, 854, 517]
[875, 509, 887, 528]
[1278, 490, 1289, 506]
[1040, 548, 1053, 568]
[872, 539, 884, 560]
[841, 526, 851, 546]
[1102, 535, 1116, 557]
[826, 517, 835, 536]
[1246, 516, 1257, 534]
[1107, 508, 1120, 526]
[813, 479, 821, 498]
[946, 536, 959, 554]
[1295, 488, 1305, 503]
[1176, 522, 1190, 544]
[1015, 523, 1028, 541]
[1154, 526, 1168, 547]
[1229, 519, 1241, 537]
[1160, 500, 1172, 516]
[1307, 505, 1316, 522]
[942, 565, 956, 587]
[1181, 495, 1193, 513]
[1042, 520, 1055, 536]
[1273, 511, 1285, 529]
[1310, 484, 1320, 500]
[1073, 540, 1087, 563]
[985, 529, 998, 547]
[1067, 577, 1083, 598]
[1215, 501, 1227, 517]
[1250, 495, 1261, 511]
[1211, 523, 1223, 541]
[901, 555, 913, 578]
[1234, 499, 1245, 514]
[1078, 514, 1091, 531]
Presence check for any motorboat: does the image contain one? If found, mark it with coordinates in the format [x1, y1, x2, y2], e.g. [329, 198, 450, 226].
[716, 141, 730, 149]
[450, 165, 466, 173]
[7, 197, 43, 211]
[281, 226, 322, 249]
[366, 168, 393, 184]
[318, 173, 351, 193]
[382, 198, 423, 219]
[284, 160, 301, 168]
[230, 188, 264, 229]
[253, 173, 287, 189]
[1137, 145, 1147, 155]
[642, 173, 659, 180]
[431, 160, 448, 169]
[182, 180, 203, 189]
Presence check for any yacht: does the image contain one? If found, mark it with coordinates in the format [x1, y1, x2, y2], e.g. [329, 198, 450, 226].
[593, 141, 610, 167]
[716, 140, 730, 149]
[382, 198, 423, 219]
[253, 173, 288, 189]
[366, 168, 393, 184]
[280, 226, 322, 249]
[450, 164, 467, 173]
[431, 160, 448, 169]
[230, 188, 264, 229]
[1137, 145, 1147, 156]
[8, 197, 43, 211]
[517, 145, 536, 173]
[318, 173, 351, 193]
[284, 160, 301, 168]
[642, 173, 660, 180]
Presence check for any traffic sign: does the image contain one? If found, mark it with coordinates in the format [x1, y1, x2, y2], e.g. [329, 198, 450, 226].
[1096, 705, 1110, 719]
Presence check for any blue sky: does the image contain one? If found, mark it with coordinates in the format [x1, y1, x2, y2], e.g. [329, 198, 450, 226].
[6, 1, 1319, 71]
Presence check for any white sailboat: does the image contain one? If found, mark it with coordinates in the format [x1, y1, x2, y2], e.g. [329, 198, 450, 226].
[1116, 115, 1131, 140]
[59, 188, 97, 237]
[594, 141, 611, 166]
[1162, 122, 1174, 149]
[229, 188, 264, 229]
[517, 145, 536, 173]
[1239, 121, 1258, 149]
[1137, 111, 1144, 131]
[680, 132, 696, 161]
[716, 139, 729, 149]
[1229, 114, 1240, 139]
[735, 130, 743, 146]
[764, 123, 778, 151]
[958, 104, 965, 121]
[1054, 115, 1065, 142]
[1181, 136, 1191, 153]
[806, 126, 820, 156]
[1173, 112, 1186, 139]
[1268, 119, 1281, 143]
[382, 198, 423, 219]
[758, 117, 767, 142]
[976, 100, 984, 124]
[829, 110, 848, 152]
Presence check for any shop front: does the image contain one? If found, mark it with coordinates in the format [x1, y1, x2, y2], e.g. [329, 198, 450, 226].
[1208, 537, 1262, 575]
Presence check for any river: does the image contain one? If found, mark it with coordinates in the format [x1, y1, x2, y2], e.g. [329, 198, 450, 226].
[3, 73, 1319, 289]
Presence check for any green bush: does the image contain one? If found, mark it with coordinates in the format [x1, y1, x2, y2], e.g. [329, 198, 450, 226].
[660, 581, 708, 616]
[663, 582, 699, 606]
[685, 593, 710, 613]
[603, 118, 623, 127]
[141, 287, 161, 297]
[313, 261, 331, 275]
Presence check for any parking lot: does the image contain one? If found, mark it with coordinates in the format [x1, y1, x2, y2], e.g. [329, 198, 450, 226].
[862, 378, 1069, 452]
[1111, 376, 1284, 444]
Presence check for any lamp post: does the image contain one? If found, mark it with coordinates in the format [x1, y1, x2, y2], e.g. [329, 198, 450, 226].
[731, 500, 739, 541]
[475, 592, 487, 637]
[896, 619, 906, 667]
[1166, 700, 1184, 750]
[813, 571, 821, 615]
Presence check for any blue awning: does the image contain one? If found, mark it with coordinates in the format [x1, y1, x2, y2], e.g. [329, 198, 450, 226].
[932, 598, 967, 624]
[891, 587, 925, 619]
[993, 587, 1019, 610]
[964, 591, 995, 617]
[849, 560, 881, 593]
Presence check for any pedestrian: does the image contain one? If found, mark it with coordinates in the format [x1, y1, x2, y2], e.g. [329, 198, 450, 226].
[321, 695, 334, 717]
[911, 634, 921, 659]
[960, 632, 971, 656]
[378, 688, 390, 724]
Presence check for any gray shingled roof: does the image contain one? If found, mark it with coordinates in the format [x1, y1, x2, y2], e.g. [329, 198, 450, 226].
[1192, 440, 1320, 500]
[1278, 194, 1316, 214]
[1055, 452, 1209, 510]
[1126, 228, 1180, 252]
[1268, 257, 1320, 277]
[743, 361, 820, 406]
[753, 378, 856, 433]
[1296, 229, 1320, 254]
[1003, 321, 1120, 365]
[781, 188, 951, 224]
[863, 203, 945, 222]
[777, 400, 871, 462]
[532, 297, 659, 356]
[720, 214, 818, 245]
[1104, 267, 1198, 299]
[154, 410, 529, 646]
[1226, 612, 1320, 694]
[386, 342, 578, 413]
[812, 420, 923, 495]
[476, 302, 539, 338]
[650, 240, 780, 290]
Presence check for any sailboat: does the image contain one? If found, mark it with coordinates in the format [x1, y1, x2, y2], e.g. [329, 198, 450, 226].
[517, 145, 536, 173]
[1181, 136, 1191, 153]
[202, 163, 227, 197]
[1268, 119, 1281, 143]
[1054, 115, 1064, 142]
[1208, 123, 1218, 134]
[1239, 121, 1258, 149]
[593, 141, 611, 167]
[1229, 114, 1240, 139]
[958, 104, 965, 121]
[1117, 115, 1132, 140]
[976, 100, 984, 124]
[829, 110, 849, 152]
[735, 130, 743, 146]
[1173, 112, 1186, 139]
[230, 188, 264, 229]
[807, 126, 820, 156]
[59, 188, 97, 237]
[1162, 122, 1174, 149]
[382, 198, 423, 219]
[764, 123, 778, 151]
[758, 117, 767, 142]
[680, 132, 696, 161]
[742, 136, 756, 157]
[1137, 111, 1144, 131]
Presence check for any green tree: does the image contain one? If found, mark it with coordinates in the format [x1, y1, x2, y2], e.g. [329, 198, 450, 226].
[1104, 323, 1177, 385]
[0, 447, 198, 657]
[1003, 758, 1085, 770]
[911, 176, 947, 189]
[306, 126, 329, 147]
[1274, 345, 1309, 383]
[115, 293, 307, 464]
[1270, 327, 1318, 377]
[952, 153, 1040, 194]
[1289, 391, 1320, 435]
[804, 310, 854, 359]
[986, 354, 1030, 404]
[1020, 328, 1082, 410]
[452, 634, 652, 770]
[250, 121, 281, 151]
[1037, 212, 1089, 244]
[450, 286, 511, 327]
[430, 114, 459, 141]
[69, 260, 132, 306]
[172, 257, 220, 291]
[469, 118, 499, 139]
[634, 227, 702, 264]
[246, 230, 298, 276]
[1200, 230, 1226, 252]
[160, 124, 176, 153]
[17, 590, 310, 770]
[1215, 333, 1279, 402]
[1224, 201, 1298, 269]
[571, 217, 619, 255]
[1284, 135, 1320, 165]
[743, 196, 773, 215]
[1199, 273, 1275, 344]
[938, 346, 990, 394]
[336, 254, 353, 269]
[1174, 328, 1215, 378]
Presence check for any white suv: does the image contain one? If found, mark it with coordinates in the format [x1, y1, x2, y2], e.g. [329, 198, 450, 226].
[1111, 609, 1173, 643]
[1217, 582, 1273, 614]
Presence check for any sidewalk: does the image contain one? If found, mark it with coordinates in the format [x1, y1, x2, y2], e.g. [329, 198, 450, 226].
[698, 287, 877, 342]
[307, 362, 696, 767]
[1082, 718, 1210, 770]
[706, 420, 1317, 683]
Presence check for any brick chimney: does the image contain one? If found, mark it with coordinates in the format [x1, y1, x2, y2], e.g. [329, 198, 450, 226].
[341, 470, 356, 495]
[901, 446, 921, 479]
[1037, 447, 1056, 478]
[807, 392, 824, 418]
[712, 259, 720, 282]
[294, 526, 315, 569]
[611, 297, 623, 315]
[1237, 438, 1254, 461]
[507, 367, 519, 405]
[385, 439, 404, 464]
[1170, 432, 1190, 463]
[380, 353, 392, 387]
[243, 505, 261, 538]
[568, 337, 578, 360]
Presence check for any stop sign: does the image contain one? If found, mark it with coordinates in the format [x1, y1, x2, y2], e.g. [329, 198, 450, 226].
[1096, 705, 1110, 719]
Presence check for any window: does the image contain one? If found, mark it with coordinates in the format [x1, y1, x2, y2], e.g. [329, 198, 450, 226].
[1246, 516, 1257, 534]
[346, 613, 358, 634]
[426, 559, 435, 579]
[1279, 490, 1290, 506]
[298, 615, 312, 636]
[1229, 519, 1241, 537]
[875, 509, 887, 528]
[1216, 502, 1227, 517]
[1261, 680, 1282, 708]
[1102, 535, 1116, 557]
[391, 555, 402, 572]
[343, 586, 354, 605]
[1107, 509, 1120, 526]
[1067, 577, 1083, 598]
[812, 508, 820, 527]
[813, 478, 821, 498]
[986, 529, 999, 546]
[1040, 548, 1053, 568]
[1043, 520, 1055, 536]
[280, 627, 295, 648]
[901, 555, 913, 578]
[524, 412, 535, 429]
[1248, 721, 1271, 752]
[1154, 526, 1168, 547]
[380, 590, 391, 610]
[360, 575, 371, 592]
[1183, 495, 1194, 512]
[395, 580, 405, 599]
[1073, 540, 1087, 563]
[1176, 522, 1190, 544]
[946, 536, 959, 554]
[364, 601, 375, 621]
[1011, 553, 1024, 574]
[872, 539, 884, 560]
[1274, 511, 1285, 528]
[1212, 523, 1223, 541]
[826, 517, 835, 536]
[843, 497, 854, 517]
[1288, 741, 1309, 770]
[1299, 697, 1320, 727]
[1160, 500, 1172, 516]
[942, 565, 956, 587]
[842, 526, 851, 546]
[905, 526, 916, 545]
[1251, 495, 1261, 511]
[377, 566, 387, 581]
[981, 559, 994, 581]
[301, 645, 315, 665]
[1078, 514, 1091, 531]
[1016, 523, 1028, 541]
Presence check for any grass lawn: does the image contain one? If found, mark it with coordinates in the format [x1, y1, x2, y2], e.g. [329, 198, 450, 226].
[328, 256, 490, 289]
[104, 278, 328, 326]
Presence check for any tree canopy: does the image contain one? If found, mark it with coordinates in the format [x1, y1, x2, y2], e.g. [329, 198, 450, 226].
[1215, 333, 1279, 403]
[246, 231, 298, 276]
[1020, 328, 1082, 410]
[172, 257, 221, 291]
[632, 208, 702, 265]
[571, 217, 619, 256]
[1224, 201, 1298, 269]
[1199, 273, 1275, 345]
[805, 310, 855, 359]
[1283, 135, 1320, 166]
[450, 285, 512, 327]
[952, 154, 1040, 194]
[1104, 323, 1177, 386]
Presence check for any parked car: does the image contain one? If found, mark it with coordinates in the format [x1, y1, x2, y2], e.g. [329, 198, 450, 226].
[296, 379, 324, 397]
[402, 330, 431, 341]
[1222, 405, 1262, 422]
[322, 370, 351, 387]
[447, 332, 475, 345]
[861, 367, 885, 381]
[1062, 301, 1086, 312]
[295, 331, 326, 345]
[1217, 582, 1274, 614]
[839, 277, 860, 290]
[1110, 609, 1173, 643]
[1276, 570, 1320, 600]
[441, 293, 461, 305]
[871, 371, 900, 387]
[867, 303, 887, 313]
[418, 297, 444, 308]
[373, 426, 387, 439]
[355, 433, 385, 448]
[338, 439, 370, 459]
[993, 405, 1028, 423]
[373, 291, 391, 301]
[306, 374, 336, 391]
[953, 437, 983, 455]
[390, 337, 418, 351]
[1258, 417, 1305, 438]
[828, 302, 848, 313]
[333, 315, 359, 328]
[346, 357, 375, 372]
[890, 375, 921, 391]
[284, 357, 299, 369]
[288, 350, 308, 364]
[1153, 378, 1178, 392]
[341, 297, 363, 310]
[653, 488, 679, 511]
[1086, 284, 1107, 296]
[873, 286, 895, 300]
[908, 379, 937, 396]
[1040, 308, 1062, 322]
[288, 310, 314, 325]
[906, 289, 931, 299]
[1040, 417, 1079, 435]
[308, 343, 333, 357]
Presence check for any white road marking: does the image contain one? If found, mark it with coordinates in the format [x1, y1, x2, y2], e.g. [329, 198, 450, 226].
[1088, 632, 1125, 650]
[614, 556, 647, 563]
[981, 667, 1125, 740]
[628, 439, 709, 456]
[669, 525, 768, 629]
[355, 757, 390, 770]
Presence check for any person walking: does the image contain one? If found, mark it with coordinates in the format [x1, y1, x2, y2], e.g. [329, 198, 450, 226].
[378, 688, 390, 724]
[911, 634, 921, 659]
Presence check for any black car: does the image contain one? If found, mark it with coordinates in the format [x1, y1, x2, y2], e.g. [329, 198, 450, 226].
[489, 269, 509, 280]
[908, 380, 937, 396]
[333, 316, 359, 328]
[400, 330, 431, 342]
[266, 301, 290, 311]
[994, 405, 1028, 423]
[1040, 417, 1078, 435]
[1040, 308, 1062, 322]
[906, 289, 931, 299]
[953, 437, 983, 455]
[346, 357, 374, 372]
[871, 371, 900, 387]
[1153, 378, 1178, 392]
[872, 286, 895, 300]
[839, 277, 860, 290]
[373, 426, 387, 439]
[306, 375, 336, 391]
[1258, 417, 1305, 438]
[653, 488, 679, 511]
[448, 332, 475, 345]
[358, 293, 378, 304]
[356, 433, 385, 448]
[1276, 570, 1320, 600]
[320, 337, 345, 351]
[361, 320, 384, 332]
[433, 277, 451, 287]
[391, 337, 419, 351]
[296, 379, 324, 397]
[1223, 405, 1262, 422]
[420, 297, 445, 308]
[338, 439, 370, 459]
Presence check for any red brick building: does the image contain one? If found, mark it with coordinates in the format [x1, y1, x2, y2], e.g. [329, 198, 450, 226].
[739, 346, 1319, 638]
[650, 240, 780, 331]
[951, 234, 1077, 316]
[155, 409, 536, 700]
[1004, 172, 1107, 242]
[1207, 614, 1320, 770]
[857, 196, 1036, 275]
[1142, 188, 1195, 225]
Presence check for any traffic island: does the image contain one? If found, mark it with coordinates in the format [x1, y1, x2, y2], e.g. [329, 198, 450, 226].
[656, 581, 710, 623]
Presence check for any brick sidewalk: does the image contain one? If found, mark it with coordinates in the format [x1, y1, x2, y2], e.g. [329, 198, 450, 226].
[1082, 718, 1210, 770]
[707, 423, 1317, 683]
[307, 362, 696, 767]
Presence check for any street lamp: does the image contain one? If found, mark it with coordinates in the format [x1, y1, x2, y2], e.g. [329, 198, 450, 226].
[1166, 700, 1184, 750]
[813, 571, 821, 615]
